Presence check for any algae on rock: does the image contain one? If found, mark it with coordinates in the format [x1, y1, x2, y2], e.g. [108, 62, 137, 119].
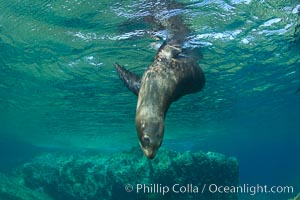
[14, 147, 239, 200]
[0, 172, 53, 200]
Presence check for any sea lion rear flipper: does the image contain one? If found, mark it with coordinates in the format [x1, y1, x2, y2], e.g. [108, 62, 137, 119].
[114, 63, 141, 96]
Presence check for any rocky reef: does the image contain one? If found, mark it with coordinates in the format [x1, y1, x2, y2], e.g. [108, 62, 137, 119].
[295, 22, 300, 43]
[290, 193, 300, 200]
[2, 147, 239, 200]
[0, 172, 53, 200]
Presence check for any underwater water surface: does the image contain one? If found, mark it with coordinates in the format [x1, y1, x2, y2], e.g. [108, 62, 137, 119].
[0, 0, 300, 199]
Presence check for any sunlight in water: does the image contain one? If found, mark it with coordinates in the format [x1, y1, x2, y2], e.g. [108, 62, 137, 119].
[0, 1, 299, 199]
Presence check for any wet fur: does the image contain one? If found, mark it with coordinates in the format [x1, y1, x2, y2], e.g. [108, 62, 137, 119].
[115, 1, 205, 159]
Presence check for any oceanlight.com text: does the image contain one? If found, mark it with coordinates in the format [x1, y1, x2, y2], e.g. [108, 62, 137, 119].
[125, 183, 294, 196]
[207, 184, 294, 196]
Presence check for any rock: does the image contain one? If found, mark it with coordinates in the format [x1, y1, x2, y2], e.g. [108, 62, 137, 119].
[290, 193, 300, 200]
[0, 172, 53, 200]
[295, 23, 300, 42]
[13, 147, 238, 200]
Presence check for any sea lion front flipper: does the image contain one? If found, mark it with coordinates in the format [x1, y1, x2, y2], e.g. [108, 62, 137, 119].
[114, 63, 141, 96]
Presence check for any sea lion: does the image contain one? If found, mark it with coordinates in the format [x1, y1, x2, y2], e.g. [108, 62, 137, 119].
[115, 42, 205, 159]
[115, 2, 205, 159]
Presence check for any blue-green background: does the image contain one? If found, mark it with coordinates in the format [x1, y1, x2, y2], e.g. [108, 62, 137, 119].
[0, 0, 299, 199]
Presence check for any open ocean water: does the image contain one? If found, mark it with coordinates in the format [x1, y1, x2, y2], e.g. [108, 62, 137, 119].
[0, 0, 299, 200]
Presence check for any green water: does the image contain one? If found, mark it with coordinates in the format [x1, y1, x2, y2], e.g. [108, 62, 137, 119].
[0, 0, 300, 199]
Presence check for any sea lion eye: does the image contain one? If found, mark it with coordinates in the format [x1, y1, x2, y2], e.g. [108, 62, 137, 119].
[143, 137, 150, 145]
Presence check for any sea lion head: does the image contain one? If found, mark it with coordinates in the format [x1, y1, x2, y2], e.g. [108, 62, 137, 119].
[136, 116, 164, 159]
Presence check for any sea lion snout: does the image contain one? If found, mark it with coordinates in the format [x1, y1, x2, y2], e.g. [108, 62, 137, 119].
[138, 137, 162, 159]
[136, 117, 164, 159]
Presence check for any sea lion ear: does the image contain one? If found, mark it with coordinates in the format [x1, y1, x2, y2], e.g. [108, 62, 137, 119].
[114, 63, 141, 96]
